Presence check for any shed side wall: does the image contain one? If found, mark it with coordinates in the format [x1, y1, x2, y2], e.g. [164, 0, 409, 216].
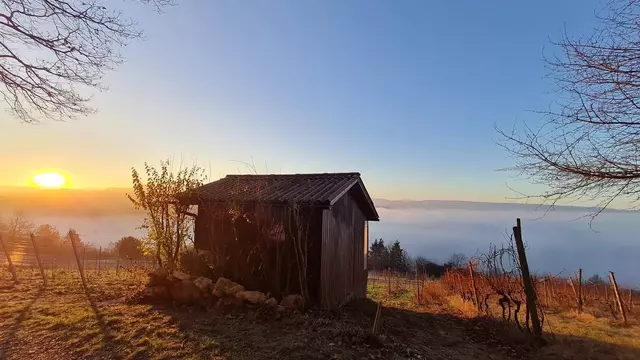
[321, 191, 368, 308]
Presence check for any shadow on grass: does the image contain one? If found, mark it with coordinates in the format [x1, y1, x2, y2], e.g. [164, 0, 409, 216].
[142, 297, 640, 360]
[0, 286, 45, 350]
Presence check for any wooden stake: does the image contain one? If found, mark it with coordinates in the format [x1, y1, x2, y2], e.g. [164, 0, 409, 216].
[116, 257, 120, 276]
[629, 289, 634, 309]
[29, 234, 48, 286]
[577, 269, 583, 313]
[372, 301, 383, 336]
[97, 246, 101, 276]
[609, 272, 627, 324]
[0, 235, 17, 282]
[568, 277, 579, 308]
[469, 261, 480, 310]
[543, 277, 550, 306]
[513, 219, 542, 341]
[68, 231, 88, 292]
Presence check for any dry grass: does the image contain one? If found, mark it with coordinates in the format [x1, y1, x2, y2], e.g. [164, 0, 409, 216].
[1, 268, 640, 359]
[368, 278, 640, 360]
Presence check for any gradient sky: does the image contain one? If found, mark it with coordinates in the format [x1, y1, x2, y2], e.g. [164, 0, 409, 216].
[0, 0, 603, 202]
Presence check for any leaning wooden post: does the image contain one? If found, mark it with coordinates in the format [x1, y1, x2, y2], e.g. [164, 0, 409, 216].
[577, 269, 583, 313]
[609, 271, 627, 324]
[513, 218, 543, 341]
[68, 230, 88, 292]
[568, 277, 579, 309]
[468, 260, 480, 310]
[372, 301, 383, 336]
[29, 233, 48, 286]
[0, 235, 18, 282]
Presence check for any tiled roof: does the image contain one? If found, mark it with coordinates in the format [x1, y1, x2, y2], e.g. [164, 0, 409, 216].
[180, 172, 378, 220]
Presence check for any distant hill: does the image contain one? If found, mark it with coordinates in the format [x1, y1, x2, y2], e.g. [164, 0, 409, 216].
[1, 186, 633, 218]
[0, 187, 140, 217]
[371, 198, 633, 214]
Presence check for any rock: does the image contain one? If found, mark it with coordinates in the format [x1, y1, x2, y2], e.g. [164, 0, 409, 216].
[236, 291, 266, 304]
[227, 284, 245, 297]
[170, 279, 200, 303]
[212, 277, 232, 297]
[193, 276, 213, 293]
[212, 277, 244, 297]
[144, 285, 170, 300]
[276, 305, 286, 313]
[148, 267, 171, 286]
[172, 271, 191, 281]
[265, 297, 278, 308]
[281, 294, 305, 311]
[153, 267, 169, 278]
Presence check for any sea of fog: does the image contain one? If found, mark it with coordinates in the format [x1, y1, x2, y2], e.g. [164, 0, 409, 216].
[25, 204, 640, 286]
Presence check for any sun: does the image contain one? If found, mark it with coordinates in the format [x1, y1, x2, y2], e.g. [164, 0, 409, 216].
[33, 171, 67, 188]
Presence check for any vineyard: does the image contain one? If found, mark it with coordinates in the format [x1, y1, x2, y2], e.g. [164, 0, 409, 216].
[365, 219, 639, 359]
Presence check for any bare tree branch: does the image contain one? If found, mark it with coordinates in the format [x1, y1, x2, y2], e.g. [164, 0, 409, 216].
[0, 0, 172, 123]
[498, 0, 640, 214]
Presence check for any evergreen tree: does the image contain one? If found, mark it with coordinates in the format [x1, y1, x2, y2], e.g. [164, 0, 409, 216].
[368, 238, 389, 270]
[388, 240, 409, 272]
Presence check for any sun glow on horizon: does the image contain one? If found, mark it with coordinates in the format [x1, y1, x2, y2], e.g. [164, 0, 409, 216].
[32, 171, 67, 188]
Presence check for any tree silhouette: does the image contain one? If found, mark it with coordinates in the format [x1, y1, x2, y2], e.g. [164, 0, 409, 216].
[0, 0, 172, 123]
[112, 236, 143, 260]
[499, 0, 640, 213]
[368, 238, 389, 270]
[445, 252, 468, 269]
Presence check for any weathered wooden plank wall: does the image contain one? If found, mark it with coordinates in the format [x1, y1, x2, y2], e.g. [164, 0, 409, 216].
[321, 191, 368, 308]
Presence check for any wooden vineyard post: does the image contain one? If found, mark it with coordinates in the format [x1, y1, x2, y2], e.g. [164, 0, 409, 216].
[29, 234, 48, 286]
[577, 269, 583, 313]
[82, 247, 86, 271]
[469, 260, 480, 310]
[97, 246, 101, 276]
[543, 277, 550, 306]
[568, 277, 579, 310]
[116, 257, 120, 277]
[0, 235, 18, 282]
[68, 230, 88, 292]
[372, 301, 383, 337]
[513, 218, 543, 342]
[609, 272, 627, 324]
[629, 289, 634, 310]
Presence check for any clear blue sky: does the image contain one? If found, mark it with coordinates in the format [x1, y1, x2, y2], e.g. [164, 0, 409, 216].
[0, 0, 602, 201]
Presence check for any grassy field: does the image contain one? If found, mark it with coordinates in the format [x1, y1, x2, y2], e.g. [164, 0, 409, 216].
[1, 268, 639, 359]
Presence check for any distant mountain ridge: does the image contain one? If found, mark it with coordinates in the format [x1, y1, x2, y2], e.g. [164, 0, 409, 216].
[371, 198, 633, 213]
[0, 186, 634, 217]
[0, 186, 140, 217]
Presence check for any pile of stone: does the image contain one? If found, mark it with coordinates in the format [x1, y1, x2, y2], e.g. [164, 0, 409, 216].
[143, 267, 305, 312]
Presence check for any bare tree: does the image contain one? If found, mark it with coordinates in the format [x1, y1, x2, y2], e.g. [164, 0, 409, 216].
[6, 211, 34, 239]
[445, 252, 468, 269]
[0, 0, 172, 123]
[499, 0, 640, 214]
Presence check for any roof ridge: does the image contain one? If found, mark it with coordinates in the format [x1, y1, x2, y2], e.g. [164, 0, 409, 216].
[225, 172, 361, 178]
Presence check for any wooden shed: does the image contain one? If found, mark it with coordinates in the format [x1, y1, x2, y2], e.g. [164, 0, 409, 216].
[178, 172, 379, 309]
